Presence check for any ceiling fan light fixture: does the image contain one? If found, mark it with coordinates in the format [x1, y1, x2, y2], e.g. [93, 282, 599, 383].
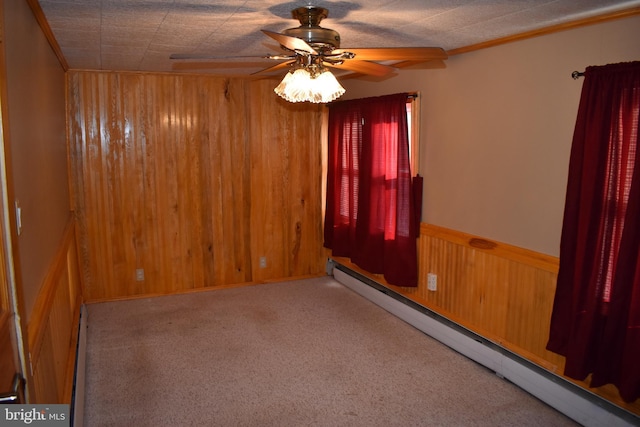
[312, 68, 345, 103]
[274, 67, 345, 104]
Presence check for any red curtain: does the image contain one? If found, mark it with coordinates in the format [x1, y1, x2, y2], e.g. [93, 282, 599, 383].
[547, 61, 640, 402]
[324, 93, 419, 287]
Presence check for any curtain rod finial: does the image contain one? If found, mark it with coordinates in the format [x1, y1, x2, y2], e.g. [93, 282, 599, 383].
[572, 71, 584, 80]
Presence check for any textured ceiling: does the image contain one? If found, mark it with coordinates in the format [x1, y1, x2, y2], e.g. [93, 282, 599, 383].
[38, 0, 640, 76]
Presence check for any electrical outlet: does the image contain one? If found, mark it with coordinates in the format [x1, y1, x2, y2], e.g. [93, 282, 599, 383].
[15, 200, 22, 236]
[427, 273, 437, 291]
[259, 256, 267, 268]
[135, 268, 145, 281]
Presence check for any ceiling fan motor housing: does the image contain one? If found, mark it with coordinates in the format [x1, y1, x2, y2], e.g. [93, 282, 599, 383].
[283, 6, 341, 52]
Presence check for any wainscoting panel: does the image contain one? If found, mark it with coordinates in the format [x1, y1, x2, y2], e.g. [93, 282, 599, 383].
[416, 224, 564, 372]
[28, 217, 82, 403]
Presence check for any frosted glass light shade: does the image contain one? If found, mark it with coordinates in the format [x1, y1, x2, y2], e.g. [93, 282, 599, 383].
[274, 68, 345, 103]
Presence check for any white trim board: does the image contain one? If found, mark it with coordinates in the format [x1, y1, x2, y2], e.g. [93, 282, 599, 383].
[329, 262, 639, 427]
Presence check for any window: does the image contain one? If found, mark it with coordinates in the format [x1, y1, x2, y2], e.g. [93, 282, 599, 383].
[321, 94, 420, 226]
[323, 93, 420, 287]
[407, 95, 420, 177]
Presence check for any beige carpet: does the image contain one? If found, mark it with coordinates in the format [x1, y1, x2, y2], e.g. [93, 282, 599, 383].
[83, 276, 578, 426]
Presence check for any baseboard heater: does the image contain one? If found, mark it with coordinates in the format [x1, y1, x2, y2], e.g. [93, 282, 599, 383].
[70, 305, 88, 427]
[327, 259, 640, 427]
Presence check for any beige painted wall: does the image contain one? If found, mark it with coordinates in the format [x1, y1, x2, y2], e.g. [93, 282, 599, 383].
[3, 1, 70, 317]
[342, 14, 640, 256]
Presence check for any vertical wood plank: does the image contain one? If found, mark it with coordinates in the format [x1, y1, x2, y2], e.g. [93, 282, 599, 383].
[68, 71, 326, 301]
[247, 79, 325, 281]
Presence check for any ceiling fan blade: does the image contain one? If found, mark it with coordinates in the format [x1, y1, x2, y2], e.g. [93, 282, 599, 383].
[325, 60, 395, 77]
[261, 30, 317, 55]
[171, 53, 244, 60]
[332, 47, 448, 61]
[170, 53, 294, 61]
[251, 60, 295, 75]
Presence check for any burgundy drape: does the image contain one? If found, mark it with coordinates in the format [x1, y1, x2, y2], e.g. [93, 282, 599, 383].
[324, 93, 419, 287]
[547, 61, 640, 403]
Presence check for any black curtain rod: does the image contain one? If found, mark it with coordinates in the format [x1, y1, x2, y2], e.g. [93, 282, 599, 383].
[571, 71, 585, 79]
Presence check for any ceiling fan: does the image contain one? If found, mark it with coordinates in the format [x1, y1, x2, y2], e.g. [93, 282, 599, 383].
[171, 6, 448, 102]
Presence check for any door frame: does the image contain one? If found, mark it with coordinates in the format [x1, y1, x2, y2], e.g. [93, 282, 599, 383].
[0, 0, 32, 403]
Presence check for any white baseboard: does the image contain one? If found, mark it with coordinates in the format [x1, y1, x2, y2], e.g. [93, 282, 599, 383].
[330, 264, 639, 427]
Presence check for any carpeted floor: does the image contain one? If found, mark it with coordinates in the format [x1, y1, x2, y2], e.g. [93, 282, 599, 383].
[83, 276, 578, 426]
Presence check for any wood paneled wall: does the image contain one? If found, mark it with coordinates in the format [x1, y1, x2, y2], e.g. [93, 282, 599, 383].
[28, 217, 82, 403]
[67, 71, 326, 301]
[336, 223, 640, 415]
[415, 224, 563, 371]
